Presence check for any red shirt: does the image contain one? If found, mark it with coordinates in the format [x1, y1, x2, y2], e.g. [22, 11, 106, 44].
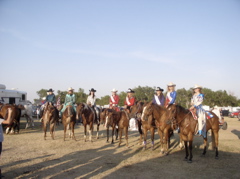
[124, 96, 135, 106]
[109, 95, 119, 106]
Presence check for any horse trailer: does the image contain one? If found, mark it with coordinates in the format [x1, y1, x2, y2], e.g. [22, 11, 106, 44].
[0, 84, 28, 105]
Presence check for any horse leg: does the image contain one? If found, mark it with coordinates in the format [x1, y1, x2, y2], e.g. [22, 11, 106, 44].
[44, 123, 47, 140]
[25, 116, 29, 129]
[179, 134, 184, 149]
[50, 123, 55, 140]
[84, 124, 87, 142]
[164, 130, 169, 155]
[115, 128, 119, 140]
[106, 127, 109, 143]
[184, 141, 189, 161]
[125, 127, 129, 148]
[202, 136, 208, 156]
[30, 117, 34, 128]
[158, 129, 164, 154]
[96, 123, 99, 139]
[118, 129, 123, 147]
[188, 140, 193, 163]
[63, 124, 67, 141]
[150, 127, 155, 151]
[89, 123, 93, 142]
[111, 126, 115, 144]
[142, 128, 147, 151]
[72, 122, 76, 141]
[212, 129, 219, 159]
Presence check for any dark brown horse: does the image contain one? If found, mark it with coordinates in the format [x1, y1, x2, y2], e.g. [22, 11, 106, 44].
[167, 104, 220, 162]
[105, 110, 129, 147]
[141, 102, 175, 154]
[42, 102, 59, 140]
[129, 101, 157, 150]
[76, 103, 100, 142]
[62, 105, 76, 141]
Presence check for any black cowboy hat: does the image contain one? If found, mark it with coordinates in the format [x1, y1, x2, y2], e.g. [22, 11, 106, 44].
[47, 88, 54, 92]
[127, 88, 135, 93]
[89, 88, 97, 92]
[156, 87, 164, 92]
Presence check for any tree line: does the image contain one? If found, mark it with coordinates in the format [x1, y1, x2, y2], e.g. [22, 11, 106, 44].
[34, 86, 240, 108]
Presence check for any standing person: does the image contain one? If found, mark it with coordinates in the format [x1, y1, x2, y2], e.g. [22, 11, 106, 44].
[46, 88, 56, 105]
[189, 85, 206, 138]
[165, 82, 177, 108]
[109, 88, 120, 111]
[124, 88, 136, 110]
[152, 87, 165, 106]
[0, 108, 13, 177]
[59, 87, 76, 118]
[86, 88, 100, 122]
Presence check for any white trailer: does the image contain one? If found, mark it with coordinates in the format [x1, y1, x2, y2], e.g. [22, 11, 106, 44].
[0, 84, 28, 105]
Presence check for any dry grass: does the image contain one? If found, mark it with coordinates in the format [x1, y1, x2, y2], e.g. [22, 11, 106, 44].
[1, 117, 240, 179]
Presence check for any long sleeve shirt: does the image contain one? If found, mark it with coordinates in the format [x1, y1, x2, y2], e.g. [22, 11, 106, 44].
[124, 96, 135, 106]
[165, 91, 177, 106]
[46, 94, 56, 104]
[152, 94, 165, 106]
[191, 93, 204, 109]
[64, 94, 76, 105]
[109, 95, 119, 106]
[86, 95, 96, 106]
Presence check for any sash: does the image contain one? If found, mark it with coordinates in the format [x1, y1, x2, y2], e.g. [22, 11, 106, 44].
[111, 96, 116, 103]
[154, 95, 161, 105]
[126, 97, 131, 105]
[167, 92, 172, 102]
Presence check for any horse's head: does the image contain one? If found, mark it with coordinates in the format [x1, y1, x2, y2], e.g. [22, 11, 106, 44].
[129, 101, 144, 119]
[105, 109, 115, 127]
[76, 103, 86, 119]
[141, 102, 154, 121]
[166, 104, 178, 121]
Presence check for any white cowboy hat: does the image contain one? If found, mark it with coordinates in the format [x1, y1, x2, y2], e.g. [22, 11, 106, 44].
[193, 84, 202, 89]
[111, 88, 118, 92]
[68, 87, 74, 91]
[42, 97, 46, 100]
[167, 82, 176, 87]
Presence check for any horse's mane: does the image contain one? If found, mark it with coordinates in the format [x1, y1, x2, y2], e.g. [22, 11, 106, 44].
[174, 104, 189, 114]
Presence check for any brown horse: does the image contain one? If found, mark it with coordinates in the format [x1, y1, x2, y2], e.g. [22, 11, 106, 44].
[129, 101, 157, 150]
[62, 105, 76, 141]
[76, 103, 100, 142]
[42, 102, 59, 140]
[167, 104, 219, 162]
[141, 102, 175, 154]
[0, 103, 21, 134]
[105, 110, 129, 147]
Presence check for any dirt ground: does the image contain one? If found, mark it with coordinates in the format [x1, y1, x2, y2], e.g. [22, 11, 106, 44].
[1, 117, 240, 179]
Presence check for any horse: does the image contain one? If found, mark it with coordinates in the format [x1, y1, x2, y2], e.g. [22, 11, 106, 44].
[0, 103, 21, 134]
[19, 101, 34, 129]
[42, 102, 59, 140]
[141, 102, 175, 154]
[167, 104, 220, 162]
[129, 101, 157, 150]
[62, 104, 76, 141]
[105, 110, 129, 147]
[76, 103, 100, 142]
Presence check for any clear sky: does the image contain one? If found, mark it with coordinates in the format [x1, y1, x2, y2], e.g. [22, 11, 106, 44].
[1, 0, 240, 102]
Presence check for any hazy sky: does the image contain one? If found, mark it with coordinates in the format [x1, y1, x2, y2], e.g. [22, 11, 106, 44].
[1, 0, 240, 102]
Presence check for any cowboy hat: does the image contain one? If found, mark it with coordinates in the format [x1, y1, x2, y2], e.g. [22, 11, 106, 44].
[193, 84, 202, 89]
[156, 87, 164, 92]
[167, 82, 176, 87]
[47, 88, 54, 92]
[89, 88, 97, 92]
[127, 88, 135, 93]
[68, 87, 74, 91]
[111, 88, 118, 92]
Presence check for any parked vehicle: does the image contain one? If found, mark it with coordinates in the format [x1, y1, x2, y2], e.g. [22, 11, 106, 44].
[229, 110, 240, 118]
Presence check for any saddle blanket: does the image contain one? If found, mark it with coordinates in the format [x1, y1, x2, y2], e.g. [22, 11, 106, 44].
[190, 110, 214, 120]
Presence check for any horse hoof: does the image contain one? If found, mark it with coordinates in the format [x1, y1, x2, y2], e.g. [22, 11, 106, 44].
[215, 156, 219, 160]
[188, 160, 192, 163]
[184, 158, 188, 161]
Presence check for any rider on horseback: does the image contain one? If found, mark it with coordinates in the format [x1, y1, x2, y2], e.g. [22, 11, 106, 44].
[86, 88, 100, 123]
[189, 85, 206, 137]
[165, 82, 177, 108]
[109, 88, 120, 111]
[124, 88, 136, 110]
[40, 88, 56, 121]
[152, 87, 165, 106]
[59, 87, 76, 118]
